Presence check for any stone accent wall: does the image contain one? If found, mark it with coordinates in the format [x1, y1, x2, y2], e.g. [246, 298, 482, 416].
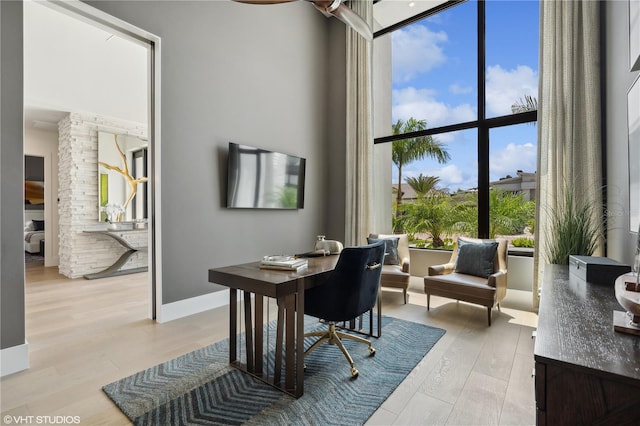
[58, 113, 148, 278]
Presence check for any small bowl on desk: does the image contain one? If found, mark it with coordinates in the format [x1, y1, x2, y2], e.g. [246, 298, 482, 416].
[614, 273, 640, 334]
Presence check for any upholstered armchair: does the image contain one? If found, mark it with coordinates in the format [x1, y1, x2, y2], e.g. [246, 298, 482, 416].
[424, 237, 508, 326]
[368, 233, 411, 304]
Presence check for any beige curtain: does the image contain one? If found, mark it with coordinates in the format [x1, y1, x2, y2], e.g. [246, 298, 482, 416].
[345, 0, 374, 246]
[533, 0, 604, 307]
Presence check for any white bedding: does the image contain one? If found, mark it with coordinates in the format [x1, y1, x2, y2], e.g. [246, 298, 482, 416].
[25, 230, 44, 253]
[24, 214, 45, 254]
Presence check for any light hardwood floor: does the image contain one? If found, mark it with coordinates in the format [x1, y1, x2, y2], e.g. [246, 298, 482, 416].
[1, 262, 537, 425]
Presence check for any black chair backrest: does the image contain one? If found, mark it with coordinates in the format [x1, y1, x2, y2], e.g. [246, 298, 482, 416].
[304, 240, 385, 322]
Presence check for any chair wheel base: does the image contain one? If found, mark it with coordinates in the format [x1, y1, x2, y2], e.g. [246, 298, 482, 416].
[351, 367, 359, 377]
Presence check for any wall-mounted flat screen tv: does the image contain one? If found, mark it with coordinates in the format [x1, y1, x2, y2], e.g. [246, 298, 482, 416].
[227, 142, 306, 209]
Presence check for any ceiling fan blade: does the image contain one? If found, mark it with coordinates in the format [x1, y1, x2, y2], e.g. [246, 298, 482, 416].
[321, 2, 372, 41]
[233, 0, 372, 41]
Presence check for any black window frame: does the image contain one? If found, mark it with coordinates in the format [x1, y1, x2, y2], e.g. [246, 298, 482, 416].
[373, 0, 538, 239]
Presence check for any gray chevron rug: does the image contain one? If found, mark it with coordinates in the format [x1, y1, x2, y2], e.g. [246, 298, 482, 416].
[103, 315, 445, 425]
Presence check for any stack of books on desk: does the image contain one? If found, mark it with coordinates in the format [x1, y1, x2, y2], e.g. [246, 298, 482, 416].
[260, 255, 308, 271]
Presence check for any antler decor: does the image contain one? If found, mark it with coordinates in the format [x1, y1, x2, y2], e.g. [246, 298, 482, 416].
[98, 134, 148, 222]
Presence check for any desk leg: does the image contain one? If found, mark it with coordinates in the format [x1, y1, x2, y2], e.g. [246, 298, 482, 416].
[229, 289, 237, 364]
[294, 277, 304, 398]
[274, 299, 285, 386]
[243, 291, 254, 372]
[284, 292, 296, 393]
[255, 294, 264, 375]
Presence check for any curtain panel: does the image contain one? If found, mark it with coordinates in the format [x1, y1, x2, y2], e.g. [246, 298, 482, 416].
[534, 0, 604, 307]
[345, 0, 374, 246]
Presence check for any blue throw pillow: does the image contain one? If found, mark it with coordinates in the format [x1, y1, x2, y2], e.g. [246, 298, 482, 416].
[455, 240, 498, 278]
[367, 237, 400, 265]
[32, 220, 45, 231]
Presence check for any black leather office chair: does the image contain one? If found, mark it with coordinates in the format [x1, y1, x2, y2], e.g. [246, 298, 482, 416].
[303, 240, 385, 377]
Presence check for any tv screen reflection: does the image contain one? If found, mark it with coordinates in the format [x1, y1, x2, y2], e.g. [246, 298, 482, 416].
[227, 143, 305, 209]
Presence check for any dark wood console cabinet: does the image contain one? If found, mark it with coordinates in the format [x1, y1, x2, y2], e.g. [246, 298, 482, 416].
[534, 265, 640, 425]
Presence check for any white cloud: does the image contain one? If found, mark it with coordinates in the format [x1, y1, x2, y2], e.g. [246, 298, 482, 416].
[490, 142, 537, 179]
[449, 84, 473, 95]
[436, 164, 478, 192]
[392, 86, 476, 132]
[486, 65, 538, 116]
[400, 168, 423, 181]
[434, 164, 464, 184]
[392, 25, 448, 83]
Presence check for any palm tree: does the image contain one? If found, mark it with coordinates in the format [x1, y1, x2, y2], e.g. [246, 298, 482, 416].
[405, 174, 442, 198]
[392, 118, 450, 216]
[399, 193, 454, 248]
[511, 95, 538, 114]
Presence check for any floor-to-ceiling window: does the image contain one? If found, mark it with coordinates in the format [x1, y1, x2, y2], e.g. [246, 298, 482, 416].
[373, 0, 538, 248]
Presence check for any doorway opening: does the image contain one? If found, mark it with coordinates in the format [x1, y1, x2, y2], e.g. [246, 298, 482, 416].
[23, 0, 160, 319]
[24, 155, 45, 267]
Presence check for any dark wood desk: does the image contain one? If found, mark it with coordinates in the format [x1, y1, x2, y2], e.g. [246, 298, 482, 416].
[534, 265, 640, 425]
[208, 255, 381, 398]
[208, 256, 335, 398]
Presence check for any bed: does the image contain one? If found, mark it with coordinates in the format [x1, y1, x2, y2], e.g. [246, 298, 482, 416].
[24, 211, 45, 254]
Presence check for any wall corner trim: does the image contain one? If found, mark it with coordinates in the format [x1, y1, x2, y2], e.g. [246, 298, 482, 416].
[0, 341, 29, 377]
[156, 290, 229, 323]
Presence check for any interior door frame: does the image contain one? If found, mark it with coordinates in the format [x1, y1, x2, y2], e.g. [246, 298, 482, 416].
[46, 0, 162, 319]
[23, 154, 48, 261]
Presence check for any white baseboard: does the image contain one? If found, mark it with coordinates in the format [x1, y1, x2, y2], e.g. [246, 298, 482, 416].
[157, 290, 229, 323]
[0, 341, 29, 377]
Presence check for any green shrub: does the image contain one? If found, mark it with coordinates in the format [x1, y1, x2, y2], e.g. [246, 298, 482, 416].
[411, 238, 455, 250]
[512, 237, 535, 248]
[526, 218, 535, 234]
[414, 239, 430, 249]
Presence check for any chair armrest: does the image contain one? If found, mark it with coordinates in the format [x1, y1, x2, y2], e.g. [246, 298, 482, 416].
[427, 262, 455, 276]
[400, 256, 410, 273]
[488, 270, 507, 289]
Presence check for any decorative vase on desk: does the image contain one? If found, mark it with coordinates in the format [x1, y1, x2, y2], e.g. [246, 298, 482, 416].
[613, 223, 640, 335]
[614, 273, 640, 334]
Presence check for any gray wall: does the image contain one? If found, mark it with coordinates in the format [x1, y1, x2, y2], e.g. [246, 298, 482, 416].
[605, 0, 640, 265]
[1, 0, 26, 351]
[86, 1, 347, 303]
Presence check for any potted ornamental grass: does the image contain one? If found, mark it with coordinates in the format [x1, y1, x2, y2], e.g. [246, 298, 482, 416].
[545, 190, 603, 265]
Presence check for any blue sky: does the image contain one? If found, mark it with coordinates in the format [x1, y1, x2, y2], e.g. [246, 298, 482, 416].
[389, 0, 539, 192]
